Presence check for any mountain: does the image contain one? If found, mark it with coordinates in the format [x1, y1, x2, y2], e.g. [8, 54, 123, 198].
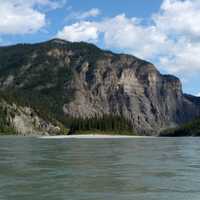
[160, 118, 200, 137]
[0, 38, 199, 135]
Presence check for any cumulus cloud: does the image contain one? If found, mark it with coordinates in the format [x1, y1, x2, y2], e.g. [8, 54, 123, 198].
[18, 0, 65, 10]
[56, 14, 169, 59]
[152, 0, 200, 76]
[57, 21, 99, 42]
[98, 14, 170, 59]
[57, 0, 200, 91]
[0, 0, 65, 35]
[29, 0, 66, 10]
[65, 8, 101, 22]
[154, 0, 200, 39]
[77, 8, 101, 20]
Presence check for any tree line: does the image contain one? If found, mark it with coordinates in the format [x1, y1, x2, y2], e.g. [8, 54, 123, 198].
[67, 115, 134, 134]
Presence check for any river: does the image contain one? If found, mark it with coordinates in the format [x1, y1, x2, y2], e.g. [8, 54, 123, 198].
[0, 136, 200, 200]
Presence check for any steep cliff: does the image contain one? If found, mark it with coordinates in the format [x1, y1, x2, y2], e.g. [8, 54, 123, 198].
[0, 39, 199, 135]
[0, 99, 65, 135]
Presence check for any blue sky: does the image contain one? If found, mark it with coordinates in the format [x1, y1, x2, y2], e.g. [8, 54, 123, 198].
[0, 0, 199, 96]
[1, 0, 162, 44]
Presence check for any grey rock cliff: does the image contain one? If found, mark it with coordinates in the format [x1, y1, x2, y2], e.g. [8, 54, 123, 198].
[62, 53, 200, 134]
[0, 100, 61, 135]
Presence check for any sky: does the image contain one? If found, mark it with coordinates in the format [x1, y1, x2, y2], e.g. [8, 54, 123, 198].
[0, 0, 199, 96]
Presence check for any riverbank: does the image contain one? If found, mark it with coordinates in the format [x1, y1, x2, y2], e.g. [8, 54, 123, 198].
[39, 135, 153, 139]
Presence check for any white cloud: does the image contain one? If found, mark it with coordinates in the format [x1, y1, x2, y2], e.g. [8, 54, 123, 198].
[0, 1, 45, 34]
[98, 14, 169, 59]
[57, 14, 170, 59]
[78, 8, 101, 20]
[159, 39, 200, 75]
[197, 92, 200, 97]
[57, 0, 200, 92]
[0, 0, 65, 35]
[29, 0, 66, 10]
[56, 21, 99, 43]
[152, 0, 200, 76]
[65, 8, 101, 22]
[154, 0, 200, 39]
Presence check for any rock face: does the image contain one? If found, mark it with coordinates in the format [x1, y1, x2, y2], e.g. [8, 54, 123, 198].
[0, 100, 61, 135]
[0, 39, 199, 135]
[63, 54, 200, 134]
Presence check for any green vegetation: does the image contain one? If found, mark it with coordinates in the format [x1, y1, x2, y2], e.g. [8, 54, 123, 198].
[0, 41, 75, 129]
[0, 89, 135, 135]
[160, 118, 200, 137]
[0, 104, 16, 135]
[0, 40, 136, 136]
[0, 90, 135, 135]
[67, 115, 134, 135]
[0, 40, 104, 126]
[74, 130, 134, 136]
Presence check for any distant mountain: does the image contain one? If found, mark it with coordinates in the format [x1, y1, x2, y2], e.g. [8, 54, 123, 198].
[0, 39, 199, 135]
[160, 118, 200, 137]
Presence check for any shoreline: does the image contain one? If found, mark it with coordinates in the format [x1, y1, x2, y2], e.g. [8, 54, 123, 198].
[38, 135, 155, 139]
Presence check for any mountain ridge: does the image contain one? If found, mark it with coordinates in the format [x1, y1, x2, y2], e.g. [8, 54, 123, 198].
[0, 38, 199, 135]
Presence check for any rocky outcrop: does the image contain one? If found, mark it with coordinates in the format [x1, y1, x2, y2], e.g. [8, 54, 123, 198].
[0, 39, 199, 135]
[62, 53, 200, 134]
[0, 100, 62, 135]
